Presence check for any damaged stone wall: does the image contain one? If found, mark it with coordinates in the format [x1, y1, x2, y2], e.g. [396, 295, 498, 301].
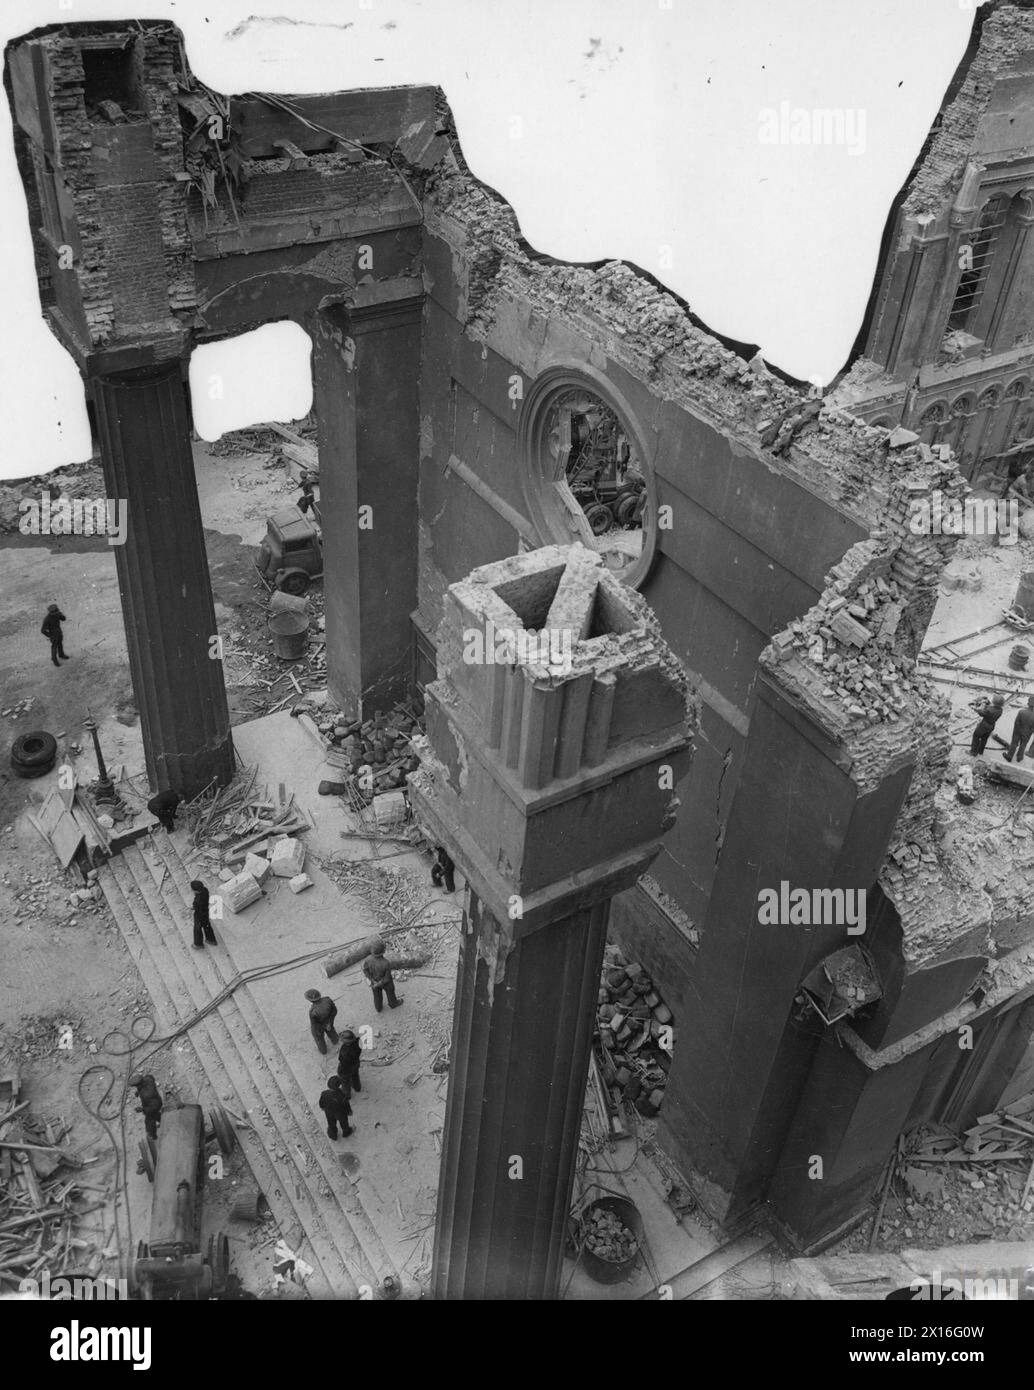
[26, 24, 196, 344]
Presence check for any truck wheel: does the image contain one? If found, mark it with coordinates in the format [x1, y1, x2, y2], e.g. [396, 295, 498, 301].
[208, 1232, 230, 1294]
[614, 493, 641, 527]
[137, 1137, 156, 1182]
[10, 731, 57, 779]
[584, 503, 612, 536]
[210, 1105, 236, 1156]
[277, 568, 310, 596]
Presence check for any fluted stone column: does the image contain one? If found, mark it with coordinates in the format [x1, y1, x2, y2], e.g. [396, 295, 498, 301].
[410, 545, 695, 1299]
[91, 358, 234, 797]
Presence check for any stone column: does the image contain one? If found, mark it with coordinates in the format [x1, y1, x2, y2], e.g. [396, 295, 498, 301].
[91, 356, 234, 797]
[409, 545, 695, 1299]
[313, 291, 422, 718]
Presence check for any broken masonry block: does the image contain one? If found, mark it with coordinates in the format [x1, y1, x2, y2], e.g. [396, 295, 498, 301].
[373, 789, 408, 829]
[243, 852, 271, 885]
[887, 426, 919, 448]
[270, 836, 306, 878]
[223, 871, 262, 913]
[830, 610, 872, 648]
[288, 873, 313, 894]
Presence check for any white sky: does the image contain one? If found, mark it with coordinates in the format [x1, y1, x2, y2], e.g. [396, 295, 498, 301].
[0, 0, 983, 476]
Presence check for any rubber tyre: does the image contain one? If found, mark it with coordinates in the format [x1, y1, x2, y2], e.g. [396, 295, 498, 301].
[208, 1232, 230, 1294]
[11, 730, 57, 778]
[277, 568, 310, 596]
[585, 503, 613, 536]
[210, 1105, 236, 1156]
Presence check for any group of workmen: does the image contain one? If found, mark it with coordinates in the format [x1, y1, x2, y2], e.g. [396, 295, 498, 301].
[307, 940, 407, 1140]
[970, 692, 1034, 761]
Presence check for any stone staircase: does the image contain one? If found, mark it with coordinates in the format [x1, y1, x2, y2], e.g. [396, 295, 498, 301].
[98, 831, 396, 1299]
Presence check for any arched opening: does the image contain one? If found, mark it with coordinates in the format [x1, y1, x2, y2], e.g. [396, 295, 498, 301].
[520, 368, 658, 588]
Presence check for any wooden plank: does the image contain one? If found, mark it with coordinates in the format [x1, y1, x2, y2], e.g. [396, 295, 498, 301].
[987, 761, 1034, 791]
[230, 87, 437, 158]
[639, 1232, 775, 1301]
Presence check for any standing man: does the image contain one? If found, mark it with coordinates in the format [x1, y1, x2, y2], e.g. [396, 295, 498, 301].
[189, 879, 217, 950]
[318, 1075, 352, 1140]
[337, 1030, 362, 1094]
[305, 988, 339, 1054]
[147, 788, 180, 832]
[41, 603, 69, 666]
[129, 1073, 163, 1141]
[431, 846, 456, 894]
[971, 693, 1005, 756]
[1005, 695, 1034, 763]
[363, 941, 403, 1013]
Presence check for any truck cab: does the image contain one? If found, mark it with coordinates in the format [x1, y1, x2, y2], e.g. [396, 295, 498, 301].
[256, 508, 323, 595]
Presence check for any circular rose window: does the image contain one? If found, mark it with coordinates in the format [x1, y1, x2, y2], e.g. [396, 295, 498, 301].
[520, 369, 657, 587]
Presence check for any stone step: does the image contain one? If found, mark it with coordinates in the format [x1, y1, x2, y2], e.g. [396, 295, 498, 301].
[114, 839, 391, 1289]
[140, 832, 395, 1278]
[100, 840, 385, 1296]
[97, 856, 343, 1298]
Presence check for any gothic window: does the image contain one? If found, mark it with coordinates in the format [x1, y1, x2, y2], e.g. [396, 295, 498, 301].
[948, 194, 1010, 333]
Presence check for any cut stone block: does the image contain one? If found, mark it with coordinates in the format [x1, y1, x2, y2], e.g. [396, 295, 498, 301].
[223, 871, 262, 913]
[270, 835, 306, 877]
[373, 789, 407, 829]
[830, 610, 872, 648]
[288, 873, 313, 894]
[243, 852, 271, 884]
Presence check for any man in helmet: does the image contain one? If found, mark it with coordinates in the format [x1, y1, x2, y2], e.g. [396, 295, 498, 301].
[128, 1073, 163, 1141]
[970, 692, 1006, 756]
[304, 988, 339, 1054]
[317, 1075, 352, 1140]
[362, 941, 403, 1013]
[337, 1029, 362, 1095]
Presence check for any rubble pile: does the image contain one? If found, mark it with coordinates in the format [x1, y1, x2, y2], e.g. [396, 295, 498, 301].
[594, 944, 674, 1126]
[859, 1094, 1034, 1251]
[0, 1054, 112, 1291]
[771, 574, 929, 723]
[580, 1206, 637, 1263]
[0, 459, 106, 534]
[314, 700, 424, 805]
[185, 767, 311, 890]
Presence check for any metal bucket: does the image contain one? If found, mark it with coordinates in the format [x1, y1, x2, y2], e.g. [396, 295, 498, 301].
[268, 611, 309, 660]
[1015, 571, 1034, 621]
[269, 589, 310, 618]
[577, 1195, 643, 1284]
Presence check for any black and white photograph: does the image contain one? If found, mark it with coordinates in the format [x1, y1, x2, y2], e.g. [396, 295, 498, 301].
[0, 0, 1032, 1361]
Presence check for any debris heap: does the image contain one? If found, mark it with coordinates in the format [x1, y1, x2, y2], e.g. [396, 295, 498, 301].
[593, 944, 675, 1129]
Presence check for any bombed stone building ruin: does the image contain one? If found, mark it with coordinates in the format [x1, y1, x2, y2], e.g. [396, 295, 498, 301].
[6, 3, 1034, 1260]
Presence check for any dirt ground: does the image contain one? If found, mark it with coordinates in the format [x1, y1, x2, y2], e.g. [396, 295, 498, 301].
[0, 438, 315, 1299]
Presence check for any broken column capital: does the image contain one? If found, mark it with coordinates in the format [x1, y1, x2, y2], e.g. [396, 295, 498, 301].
[409, 544, 696, 935]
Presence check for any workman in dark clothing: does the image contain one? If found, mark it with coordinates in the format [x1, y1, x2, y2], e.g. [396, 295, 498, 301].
[41, 603, 68, 666]
[971, 693, 1005, 756]
[1005, 695, 1034, 763]
[431, 845, 456, 893]
[363, 941, 403, 1012]
[318, 1075, 352, 1140]
[129, 1073, 163, 1141]
[147, 788, 180, 832]
[305, 988, 339, 1054]
[189, 879, 217, 949]
[337, 1030, 362, 1094]
[297, 476, 317, 516]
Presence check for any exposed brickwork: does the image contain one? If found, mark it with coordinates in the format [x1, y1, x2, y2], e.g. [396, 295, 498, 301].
[240, 155, 403, 219]
[903, 3, 1034, 218]
[35, 24, 195, 343]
